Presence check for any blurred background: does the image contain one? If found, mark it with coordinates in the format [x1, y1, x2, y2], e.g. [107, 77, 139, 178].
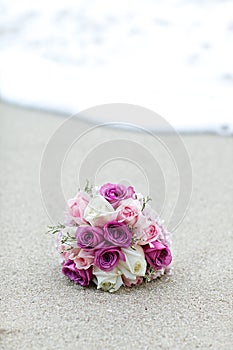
[0, 0, 233, 133]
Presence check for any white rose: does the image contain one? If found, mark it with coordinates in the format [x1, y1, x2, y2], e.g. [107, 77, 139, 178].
[119, 245, 147, 280]
[93, 267, 123, 293]
[84, 195, 117, 226]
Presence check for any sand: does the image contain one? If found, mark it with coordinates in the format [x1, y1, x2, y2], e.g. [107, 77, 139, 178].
[0, 102, 232, 350]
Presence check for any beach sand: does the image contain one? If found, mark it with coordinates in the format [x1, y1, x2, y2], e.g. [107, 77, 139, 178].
[0, 102, 232, 349]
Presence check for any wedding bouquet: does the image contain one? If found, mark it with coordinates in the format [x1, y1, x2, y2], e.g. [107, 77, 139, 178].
[48, 182, 172, 292]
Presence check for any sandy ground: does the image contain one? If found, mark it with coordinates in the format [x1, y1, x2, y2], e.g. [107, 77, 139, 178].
[0, 102, 232, 350]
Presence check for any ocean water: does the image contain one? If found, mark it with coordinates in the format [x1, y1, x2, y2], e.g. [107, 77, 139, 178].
[0, 0, 233, 134]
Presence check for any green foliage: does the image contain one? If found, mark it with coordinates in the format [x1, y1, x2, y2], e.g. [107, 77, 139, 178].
[46, 223, 65, 235]
[84, 179, 93, 195]
[141, 196, 152, 211]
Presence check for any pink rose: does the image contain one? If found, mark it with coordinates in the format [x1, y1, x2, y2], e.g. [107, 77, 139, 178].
[122, 275, 143, 287]
[67, 191, 90, 225]
[56, 230, 80, 262]
[116, 198, 142, 226]
[62, 247, 80, 262]
[136, 222, 160, 246]
[70, 249, 94, 270]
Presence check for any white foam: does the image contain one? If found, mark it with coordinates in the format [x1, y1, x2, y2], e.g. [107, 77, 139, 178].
[0, 0, 233, 134]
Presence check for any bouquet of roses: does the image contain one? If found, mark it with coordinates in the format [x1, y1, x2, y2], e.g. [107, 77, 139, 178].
[48, 182, 172, 292]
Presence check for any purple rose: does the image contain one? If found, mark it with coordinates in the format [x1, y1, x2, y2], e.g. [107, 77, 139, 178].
[144, 241, 172, 270]
[76, 226, 104, 249]
[62, 259, 92, 286]
[103, 221, 132, 248]
[94, 247, 126, 271]
[99, 183, 135, 208]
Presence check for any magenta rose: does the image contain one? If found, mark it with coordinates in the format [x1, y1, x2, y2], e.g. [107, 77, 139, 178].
[62, 259, 92, 286]
[103, 221, 132, 248]
[76, 226, 104, 249]
[144, 241, 172, 270]
[99, 183, 135, 208]
[94, 247, 126, 271]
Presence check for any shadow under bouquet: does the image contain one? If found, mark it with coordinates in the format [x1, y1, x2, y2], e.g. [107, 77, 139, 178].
[48, 182, 172, 292]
